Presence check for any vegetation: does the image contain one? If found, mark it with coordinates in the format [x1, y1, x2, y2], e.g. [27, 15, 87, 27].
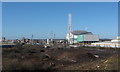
[2, 44, 54, 71]
[99, 54, 118, 70]
[2, 44, 119, 71]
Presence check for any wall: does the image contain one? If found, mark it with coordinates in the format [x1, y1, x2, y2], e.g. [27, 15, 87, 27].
[84, 35, 99, 41]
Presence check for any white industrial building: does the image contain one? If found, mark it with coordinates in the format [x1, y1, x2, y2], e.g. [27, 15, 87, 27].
[66, 30, 99, 44]
[66, 13, 99, 44]
[91, 36, 120, 48]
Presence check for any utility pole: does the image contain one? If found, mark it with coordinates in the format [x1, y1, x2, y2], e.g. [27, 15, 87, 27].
[54, 34, 55, 39]
[53, 33, 55, 44]
[31, 34, 33, 45]
[51, 32, 53, 44]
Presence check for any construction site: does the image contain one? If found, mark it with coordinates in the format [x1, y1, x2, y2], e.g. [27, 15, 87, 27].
[2, 13, 119, 71]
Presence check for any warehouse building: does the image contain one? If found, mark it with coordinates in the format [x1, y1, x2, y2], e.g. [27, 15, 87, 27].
[66, 30, 99, 44]
[91, 36, 120, 48]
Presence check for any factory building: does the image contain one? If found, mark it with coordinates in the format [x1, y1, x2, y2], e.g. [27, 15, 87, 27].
[66, 30, 99, 44]
[66, 13, 99, 44]
[91, 36, 120, 48]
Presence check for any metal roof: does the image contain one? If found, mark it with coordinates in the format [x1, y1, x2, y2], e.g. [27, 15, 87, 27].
[72, 30, 93, 35]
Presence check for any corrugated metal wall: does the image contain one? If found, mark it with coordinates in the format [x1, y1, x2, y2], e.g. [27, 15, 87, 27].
[84, 35, 99, 41]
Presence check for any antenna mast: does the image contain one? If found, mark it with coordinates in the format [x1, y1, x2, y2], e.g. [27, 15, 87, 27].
[68, 13, 72, 44]
[68, 13, 72, 33]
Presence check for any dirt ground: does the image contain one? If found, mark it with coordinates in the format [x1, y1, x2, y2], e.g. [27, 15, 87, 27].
[2, 45, 119, 71]
[46, 47, 118, 70]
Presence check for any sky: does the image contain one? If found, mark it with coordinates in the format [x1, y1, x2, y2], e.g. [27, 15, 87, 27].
[2, 2, 118, 39]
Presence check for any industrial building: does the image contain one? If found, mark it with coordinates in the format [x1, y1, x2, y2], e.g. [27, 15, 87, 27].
[91, 36, 120, 48]
[66, 30, 99, 44]
[66, 13, 99, 44]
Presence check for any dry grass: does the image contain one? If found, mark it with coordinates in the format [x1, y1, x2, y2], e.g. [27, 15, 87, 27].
[2, 44, 119, 71]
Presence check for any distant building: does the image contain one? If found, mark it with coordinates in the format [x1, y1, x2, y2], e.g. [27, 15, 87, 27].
[0, 42, 15, 48]
[66, 30, 99, 44]
[91, 36, 120, 48]
[99, 39, 112, 42]
[0, 37, 5, 42]
[0, 38, 1, 42]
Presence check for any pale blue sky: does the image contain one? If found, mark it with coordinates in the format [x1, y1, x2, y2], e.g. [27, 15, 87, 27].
[2, 2, 118, 39]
